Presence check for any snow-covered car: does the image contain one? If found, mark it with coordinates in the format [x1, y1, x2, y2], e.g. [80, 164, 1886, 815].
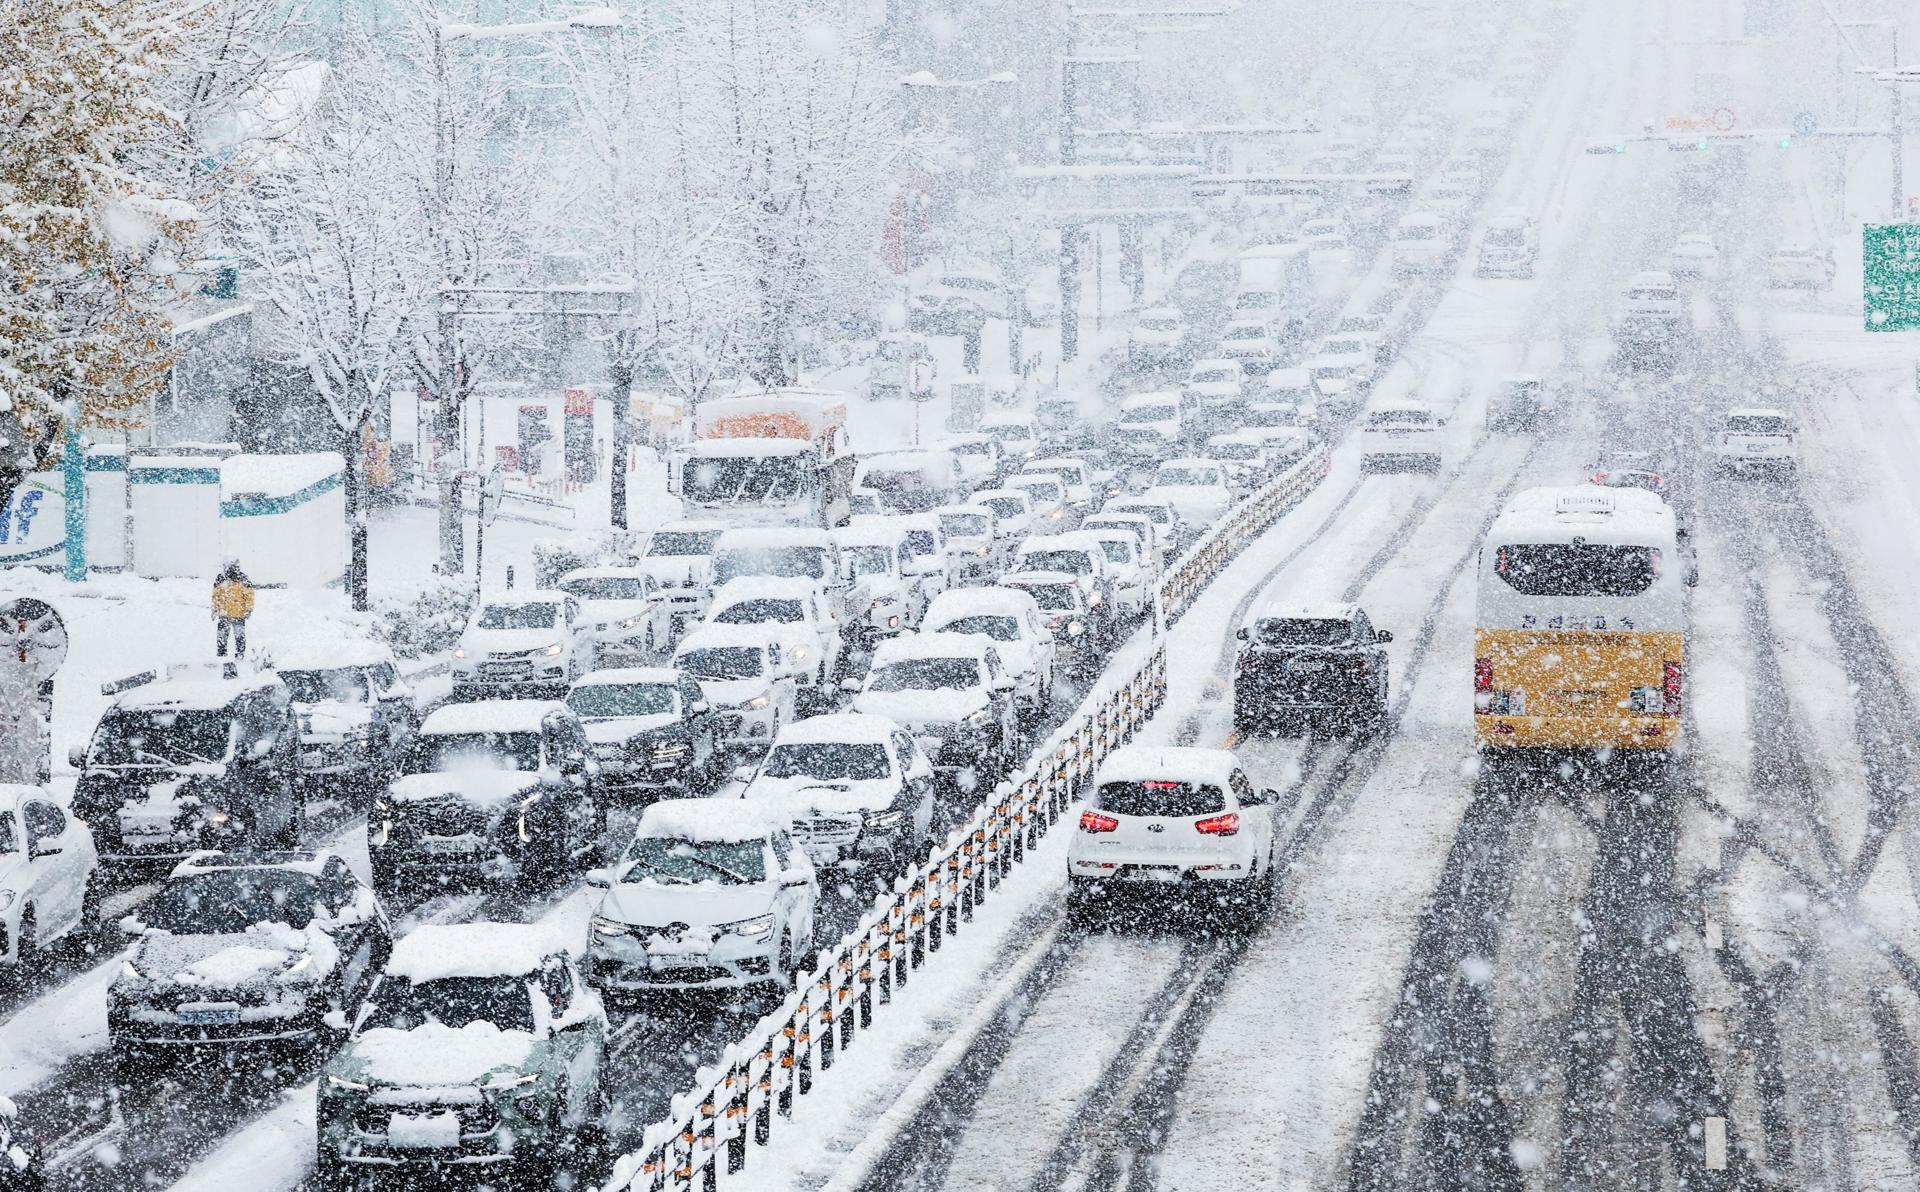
[1215, 321, 1283, 372]
[1087, 529, 1152, 618]
[998, 570, 1105, 676]
[1204, 432, 1279, 493]
[970, 488, 1037, 543]
[850, 449, 967, 516]
[1714, 408, 1799, 474]
[1127, 306, 1189, 365]
[1015, 533, 1120, 641]
[1142, 458, 1235, 533]
[72, 669, 303, 877]
[1259, 368, 1320, 425]
[1669, 233, 1720, 280]
[110, 849, 388, 1074]
[835, 520, 923, 643]
[1300, 216, 1347, 243]
[740, 713, 935, 885]
[1020, 457, 1099, 515]
[1112, 391, 1192, 464]
[1101, 497, 1181, 559]
[934, 504, 1006, 583]
[1185, 359, 1248, 424]
[888, 511, 958, 599]
[450, 592, 596, 700]
[1305, 333, 1380, 410]
[978, 411, 1040, 463]
[555, 567, 673, 666]
[1081, 512, 1164, 573]
[922, 587, 1059, 712]
[851, 633, 1023, 778]
[710, 528, 847, 623]
[638, 521, 726, 637]
[583, 799, 816, 996]
[705, 577, 844, 692]
[565, 668, 725, 799]
[1476, 215, 1539, 278]
[0, 785, 99, 970]
[1589, 449, 1671, 499]
[1360, 401, 1445, 472]
[1308, 233, 1355, 270]
[277, 643, 419, 799]
[1391, 211, 1454, 275]
[369, 701, 603, 897]
[1005, 472, 1075, 531]
[1485, 373, 1553, 431]
[1066, 746, 1281, 923]
[316, 923, 606, 1188]
[1616, 270, 1685, 341]
[671, 625, 802, 752]
[935, 433, 1006, 491]
[1766, 243, 1835, 290]
[1233, 604, 1392, 735]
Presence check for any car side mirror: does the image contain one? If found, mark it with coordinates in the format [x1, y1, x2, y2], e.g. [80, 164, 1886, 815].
[584, 867, 613, 889]
[691, 701, 711, 715]
[782, 873, 810, 889]
[248, 738, 275, 760]
[322, 1008, 350, 1033]
[840, 677, 864, 694]
[1235, 627, 1249, 641]
[67, 744, 86, 769]
[119, 914, 146, 939]
[732, 765, 759, 784]
[1261, 788, 1280, 806]
[1374, 630, 1394, 644]
[30, 841, 60, 860]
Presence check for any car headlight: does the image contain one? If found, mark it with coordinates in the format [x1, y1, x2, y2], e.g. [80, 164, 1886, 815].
[326, 1075, 370, 1092]
[652, 740, 690, 758]
[282, 953, 314, 978]
[1088, 592, 1103, 608]
[887, 615, 900, 629]
[207, 809, 232, 830]
[121, 958, 143, 980]
[747, 694, 770, 710]
[863, 808, 906, 831]
[976, 545, 990, 557]
[723, 914, 776, 942]
[964, 708, 992, 728]
[453, 646, 466, 659]
[1068, 620, 1085, 636]
[790, 646, 810, 662]
[621, 616, 639, 630]
[544, 643, 564, 657]
[591, 915, 631, 940]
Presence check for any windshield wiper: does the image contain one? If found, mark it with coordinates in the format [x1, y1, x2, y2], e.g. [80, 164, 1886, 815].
[681, 854, 753, 884]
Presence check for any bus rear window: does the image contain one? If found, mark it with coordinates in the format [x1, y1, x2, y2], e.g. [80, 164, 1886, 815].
[1495, 544, 1660, 597]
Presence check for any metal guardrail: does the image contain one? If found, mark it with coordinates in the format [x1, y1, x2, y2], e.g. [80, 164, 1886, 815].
[598, 439, 1331, 1192]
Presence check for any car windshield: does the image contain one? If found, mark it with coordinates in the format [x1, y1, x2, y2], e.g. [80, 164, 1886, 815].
[904, 529, 937, 557]
[1124, 406, 1177, 423]
[715, 598, 805, 624]
[869, 657, 982, 692]
[844, 545, 895, 578]
[948, 441, 991, 457]
[1257, 618, 1353, 646]
[411, 731, 543, 773]
[1400, 225, 1439, 241]
[91, 707, 232, 766]
[1095, 779, 1225, 818]
[1138, 318, 1180, 332]
[1313, 365, 1350, 379]
[1325, 339, 1366, 355]
[1726, 414, 1792, 435]
[647, 530, 723, 557]
[1494, 543, 1661, 597]
[939, 614, 1020, 642]
[566, 683, 677, 719]
[141, 869, 321, 933]
[1019, 584, 1077, 611]
[362, 974, 534, 1035]
[861, 468, 938, 493]
[280, 668, 370, 705]
[1156, 467, 1219, 486]
[761, 741, 892, 781]
[1211, 441, 1261, 460]
[0, 814, 13, 853]
[678, 647, 765, 681]
[477, 603, 557, 631]
[1192, 369, 1238, 384]
[561, 576, 647, 600]
[940, 513, 990, 538]
[1014, 481, 1063, 503]
[1368, 409, 1431, 426]
[1113, 504, 1170, 526]
[1224, 326, 1263, 341]
[714, 546, 828, 583]
[978, 497, 1026, 521]
[1235, 292, 1276, 309]
[1485, 227, 1525, 246]
[622, 836, 767, 886]
[1097, 540, 1132, 564]
[683, 454, 807, 503]
[1022, 549, 1093, 574]
[1250, 406, 1302, 427]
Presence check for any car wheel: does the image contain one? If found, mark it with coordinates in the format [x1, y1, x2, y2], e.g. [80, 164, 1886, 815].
[12, 909, 34, 971]
[68, 876, 101, 957]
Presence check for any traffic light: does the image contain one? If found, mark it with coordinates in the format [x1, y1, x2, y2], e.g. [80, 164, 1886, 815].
[1777, 135, 1792, 148]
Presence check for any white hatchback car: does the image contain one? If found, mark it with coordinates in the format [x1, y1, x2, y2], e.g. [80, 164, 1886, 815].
[451, 591, 597, 699]
[0, 785, 100, 967]
[584, 799, 816, 995]
[1066, 746, 1280, 922]
[1360, 401, 1445, 472]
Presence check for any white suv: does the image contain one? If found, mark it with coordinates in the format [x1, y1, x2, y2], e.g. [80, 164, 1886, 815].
[922, 587, 1059, 713]
[452, 592, 596, 698]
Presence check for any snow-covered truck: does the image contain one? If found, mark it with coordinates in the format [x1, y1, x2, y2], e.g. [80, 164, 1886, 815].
[668, 389, 855, 528]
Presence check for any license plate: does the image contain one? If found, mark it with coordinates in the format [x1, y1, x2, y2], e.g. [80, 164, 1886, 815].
[1287, 659, 1328, 674]
[178, 1007, 240, 1026]
[482, 663, 529, 679]
[422, 836, 479, 855]
[1121, 865, 1182, 884]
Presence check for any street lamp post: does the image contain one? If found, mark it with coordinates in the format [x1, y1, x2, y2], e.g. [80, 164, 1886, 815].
[1836, 17, 1906, 219]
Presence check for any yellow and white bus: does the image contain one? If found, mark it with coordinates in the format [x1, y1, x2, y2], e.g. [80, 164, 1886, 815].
[1473, 486, 1686, 751]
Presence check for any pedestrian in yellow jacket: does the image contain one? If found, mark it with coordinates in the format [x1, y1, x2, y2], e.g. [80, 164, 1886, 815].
[212, 558, 255, 658]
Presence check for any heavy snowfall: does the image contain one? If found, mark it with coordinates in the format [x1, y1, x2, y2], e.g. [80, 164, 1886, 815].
[2, 0, 1919, 1188]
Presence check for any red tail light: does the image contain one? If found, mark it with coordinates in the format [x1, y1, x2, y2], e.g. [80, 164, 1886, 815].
[1591, 471, 1609, 484]
[1079, 811, 1119, 833]
[1194, 812, 1240, 836]
[1662, 660, 1683, 717]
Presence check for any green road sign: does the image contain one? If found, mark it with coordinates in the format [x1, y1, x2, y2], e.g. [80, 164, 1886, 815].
[1864, 224, 1920, 331]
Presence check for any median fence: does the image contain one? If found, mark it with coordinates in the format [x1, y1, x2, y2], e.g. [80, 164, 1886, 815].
[598, 440, 1331, 1192]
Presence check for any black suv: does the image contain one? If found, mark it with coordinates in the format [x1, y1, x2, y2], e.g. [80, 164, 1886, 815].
[72, 670, 304, 877]
[1234, 605, 1392, 737]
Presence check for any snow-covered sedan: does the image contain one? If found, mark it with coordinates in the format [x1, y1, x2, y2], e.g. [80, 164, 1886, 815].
[852, 633, 1023, 780]
[922, 586, 1059, 712]
[1303, 333, 1379, 413]
[1714, 408, 1799, 474]
[741, 713, 937, 886]
[0, 784, 99, 970]
[369, 701, 603, 897]
[671, 625, 802, 752]
[835, 520, 922, 643]
[1005, 472, 1074, 530]
[277, 642, 419, 799]
[1767, 243, 1836, 290]
[1142, 458, 1235, 535]
[705, 576, 844, 693]
[935, 433, 1005, 491]
[998, 570, 1104, 676]
[970, 488, 1037, 543]
[1360, 401, 1445, 472]
[1087, 528, 1152, 619]
[1066, 745, 1281, 924]
[584, 799, 816, 997]
[450, 592, 597, 700]
[110, 849, 388, 1075]
[565, 668, 725, 798]
[1112, 391, 1191, 465]
[1185, 359, 1248, 422]
[556, 566, 672, 666]
[316, 923, 606, 1188]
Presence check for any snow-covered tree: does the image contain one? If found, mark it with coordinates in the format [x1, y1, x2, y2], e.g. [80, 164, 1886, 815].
[0, 0, 200, 517]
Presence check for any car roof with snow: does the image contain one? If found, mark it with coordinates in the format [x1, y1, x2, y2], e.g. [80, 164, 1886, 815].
[1627, 270, 1675, 287]
[1370, 399, 1433, 416]
[1121, 390, 1181, 411]
[979, 411, 1035, 430]
[925, 587, 1043, 623]
[570, 666, 684, 689]
[1156, 457, 1225, 473]
[936, 433, 996, 449]
[872, 631, 995, 666]
[834, 520, 912, 547]
[115, 671, 285, 712]
[1005, 473, 1064, 491]
[479, 589, 568, 608]
[273, 641, 396, 672]
[421, 700, 563, 736]
[1209, 431, 1272, 447]
[709, 576, 828, 605]
[933, 503, 997, 520]
[858, 448, 952, 470]
[1265, 368, 1312, 388]
[557, 565, 649, 582]
[998, 568, 1086, 590]
[1190, 358, 1243, 372]
[170, 848, 337, 878]
[715, 527, 836, 549]
[772, 711, 901, 747]
[969, 487, 1031, 507]
[1260, 601, 1363, 623]
[1084, 511, 1152, 528]
[1094, 745, 1241, 791]
[635, 798, 786, 844]
[1727, 407, 1792, 420]
[1019, 532, 1106, 555]
[674, 623, 787, 654]
[649, 520, 728, 537]
[386, 922, 563, 983]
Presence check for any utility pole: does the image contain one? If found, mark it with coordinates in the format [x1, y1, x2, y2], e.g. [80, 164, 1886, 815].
[431, 25, 464, 577]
